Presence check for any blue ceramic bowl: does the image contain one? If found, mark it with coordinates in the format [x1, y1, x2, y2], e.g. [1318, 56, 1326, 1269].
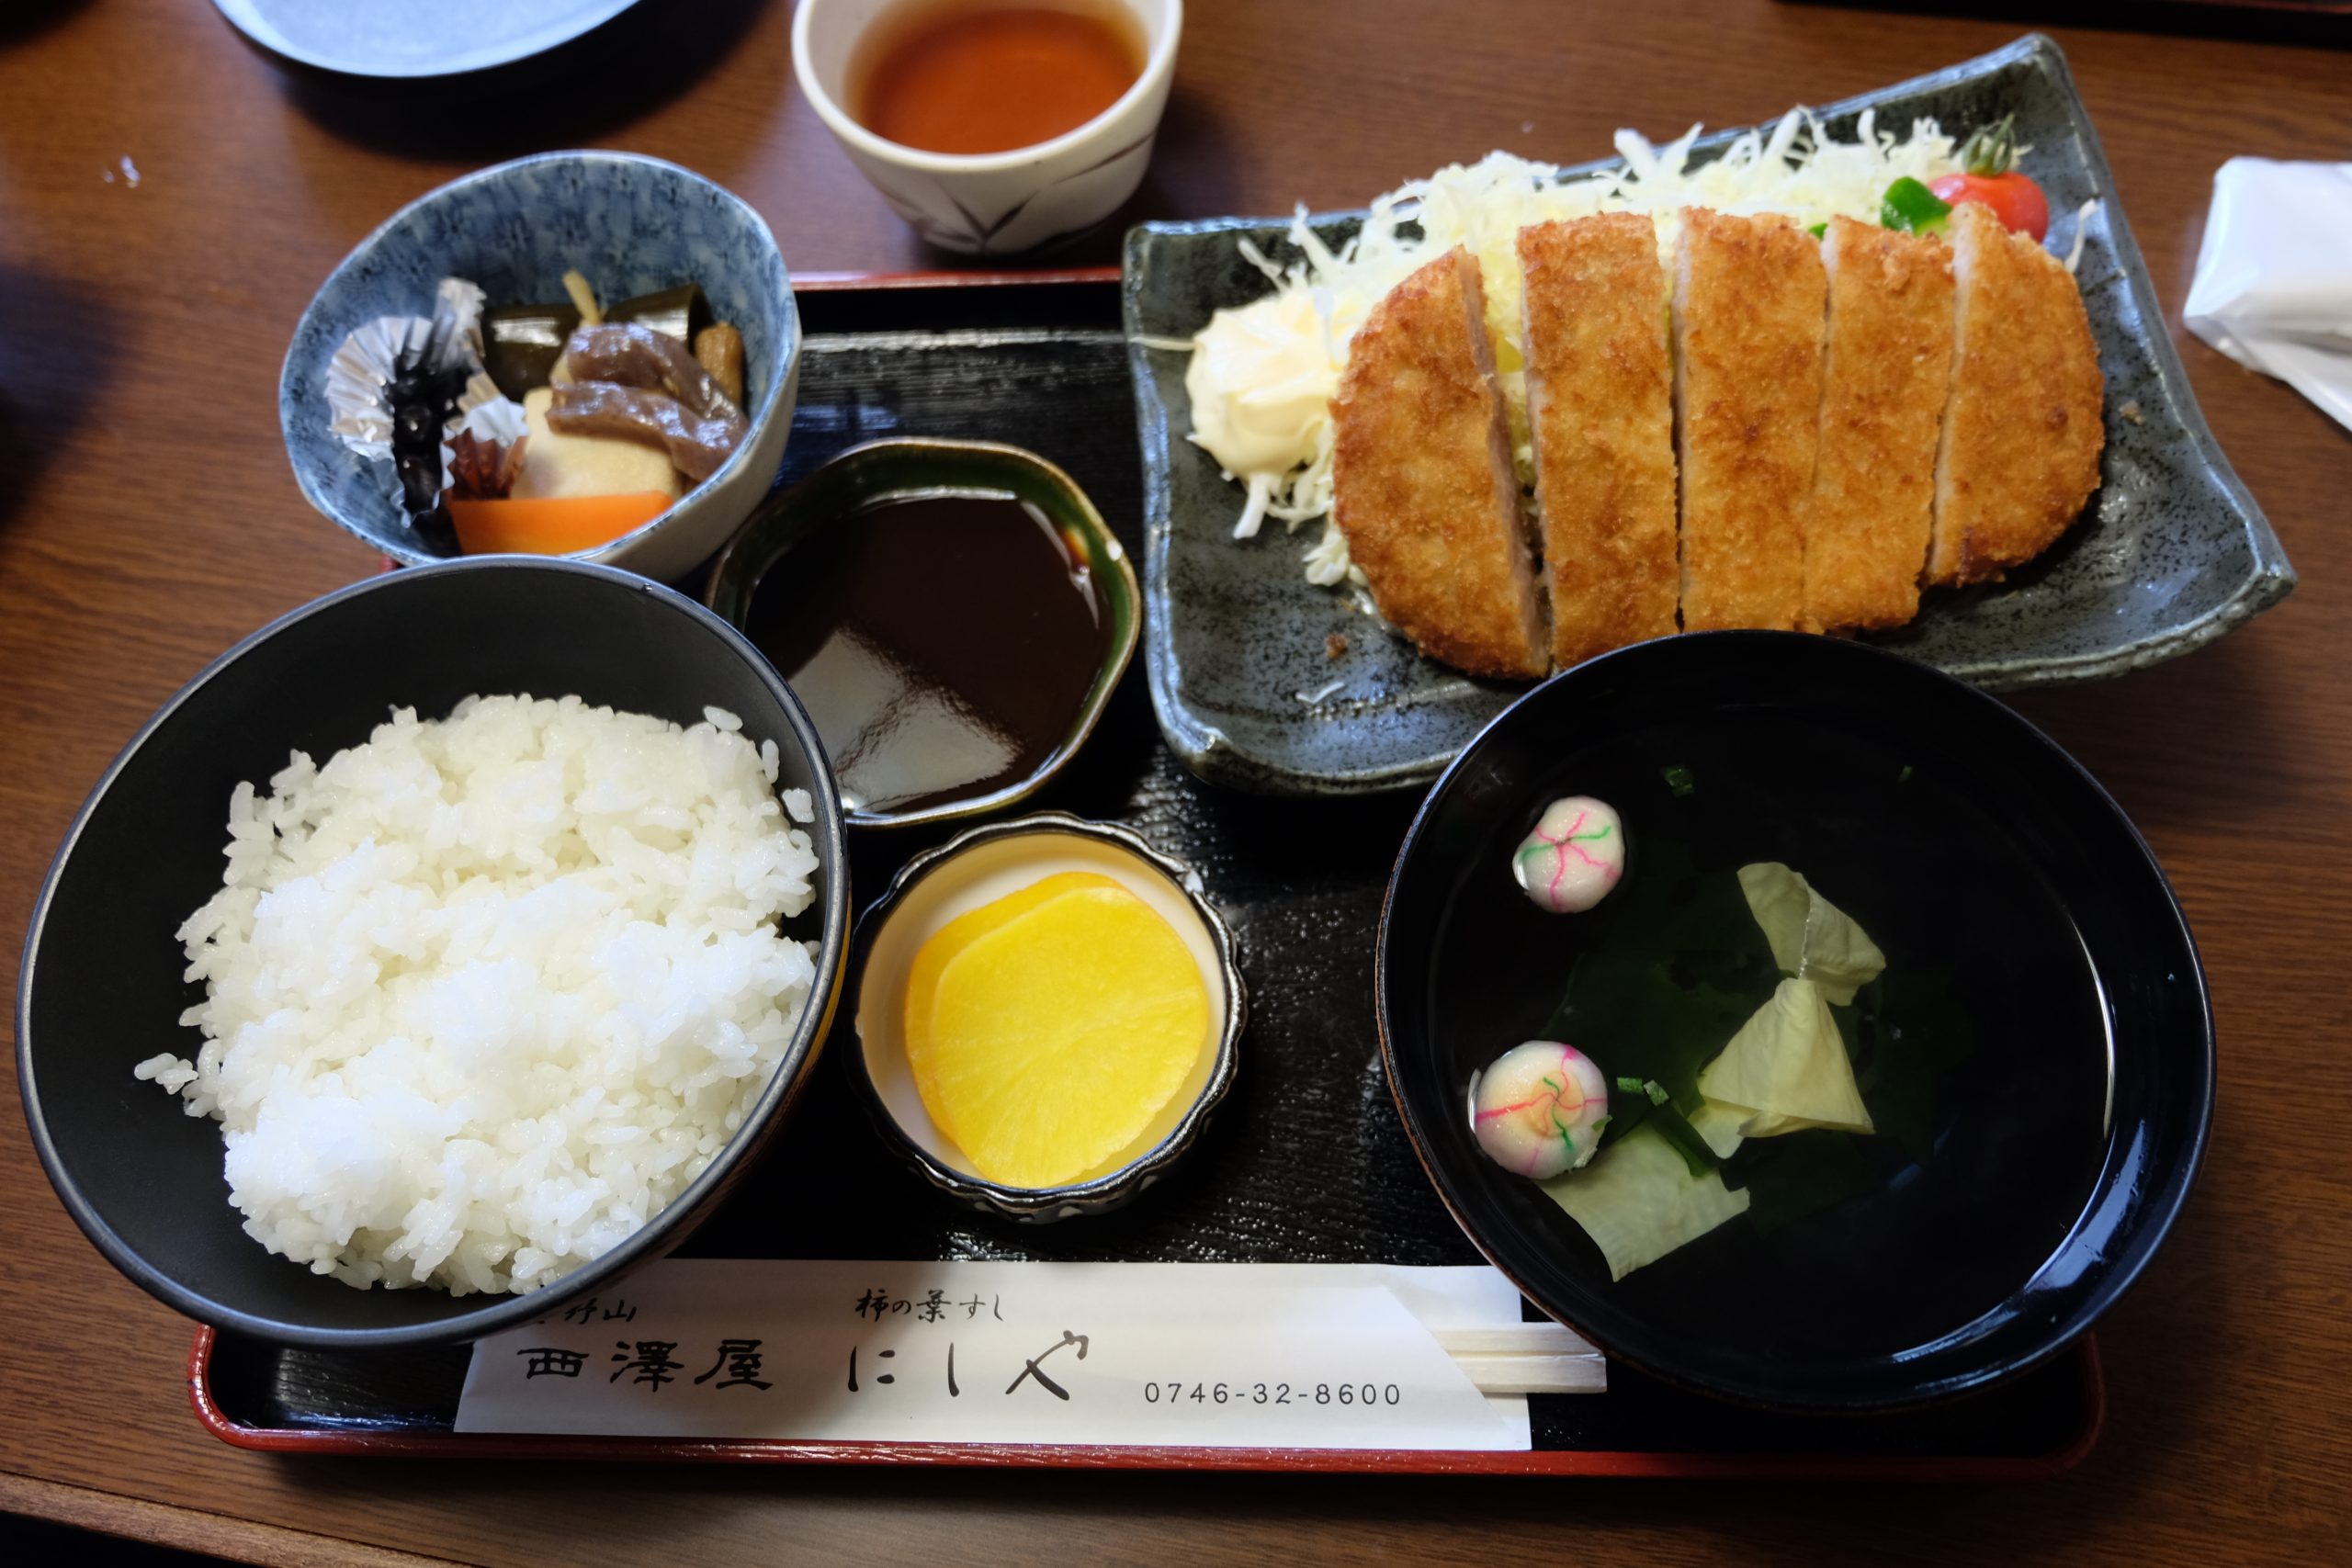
[281, 152, 798, 582]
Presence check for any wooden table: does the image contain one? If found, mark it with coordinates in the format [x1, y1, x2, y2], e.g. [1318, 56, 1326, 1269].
[3, 1, 2346, 1562]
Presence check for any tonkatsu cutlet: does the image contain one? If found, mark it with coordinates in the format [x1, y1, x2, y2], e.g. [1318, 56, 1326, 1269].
[1519, 214, 1679, 668]
[1673, 208, 1826, 632]
[1928, 201, 2105, 586]
[1804, 218, 1955, 631]
[1330, 245, 1548, 680]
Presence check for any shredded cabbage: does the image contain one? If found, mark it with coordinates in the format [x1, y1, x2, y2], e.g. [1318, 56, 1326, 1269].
[1192, 110, 1970, 584]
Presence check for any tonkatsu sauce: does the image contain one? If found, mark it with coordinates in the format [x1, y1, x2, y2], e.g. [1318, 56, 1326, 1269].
[743, 493, 1106, 816]
[850, 1, 1144, 156]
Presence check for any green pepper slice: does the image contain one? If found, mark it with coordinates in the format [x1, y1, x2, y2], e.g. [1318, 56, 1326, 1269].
[1880, 176, 1951, 235]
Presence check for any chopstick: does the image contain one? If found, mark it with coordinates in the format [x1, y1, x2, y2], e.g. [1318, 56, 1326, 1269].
[1434, 1325, 1608, 1395]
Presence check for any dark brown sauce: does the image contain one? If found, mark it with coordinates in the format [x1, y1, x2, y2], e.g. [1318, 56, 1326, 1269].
[743, 492, 1106, 816]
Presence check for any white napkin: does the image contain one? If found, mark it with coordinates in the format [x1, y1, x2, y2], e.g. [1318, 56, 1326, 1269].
[2183, 157, 2352, 433]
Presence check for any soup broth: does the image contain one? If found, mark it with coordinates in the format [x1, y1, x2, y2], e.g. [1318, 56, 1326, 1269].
[1430, 713, 2112, 1357]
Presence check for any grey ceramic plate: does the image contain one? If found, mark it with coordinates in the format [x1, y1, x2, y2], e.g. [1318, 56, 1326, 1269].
[1123, 33, 2295, 797]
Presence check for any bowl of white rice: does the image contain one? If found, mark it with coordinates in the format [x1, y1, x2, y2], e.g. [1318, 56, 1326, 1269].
[17, 558, 850, 1348]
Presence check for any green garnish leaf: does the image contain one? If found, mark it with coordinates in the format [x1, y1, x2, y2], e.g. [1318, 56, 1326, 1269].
[1806, 221, 1827, 240]
[1663, 764, 1697, 796]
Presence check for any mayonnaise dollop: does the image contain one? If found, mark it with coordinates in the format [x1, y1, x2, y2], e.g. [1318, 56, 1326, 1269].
[1183, 291, 1341, 521]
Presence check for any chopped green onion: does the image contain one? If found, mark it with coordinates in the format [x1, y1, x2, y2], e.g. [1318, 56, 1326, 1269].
[1897, 763, 1915, 784]
[1881, 176, 1951, 234]
[1806, 221, 1827, 240]
[1615, 1076, 1646, 1092]
[1663, 764, 1697, 796]
[1643, 1079, 1670, 1105]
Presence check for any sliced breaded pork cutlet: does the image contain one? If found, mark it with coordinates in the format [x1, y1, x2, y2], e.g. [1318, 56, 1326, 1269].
[1331, 246, 1548, 680]
[1672, 208, 1826, 632]
[1520, 214, 1679, 668]
[1804, 218, 1955, 631]
[1928, 201, 2105, 586]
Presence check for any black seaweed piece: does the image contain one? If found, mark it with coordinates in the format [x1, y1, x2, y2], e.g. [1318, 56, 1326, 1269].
[481, 301, 582, 400]
[383, 296, 472, 550]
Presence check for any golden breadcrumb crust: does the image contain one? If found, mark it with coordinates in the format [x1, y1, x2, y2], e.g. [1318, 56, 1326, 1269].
[1521, 214, 1680, 667]
[1674, 208, 1826, 632]
[1332, 247, 1548, 679]
[1929, 201, 2106, 586]
[1805, 218, 1955, 630]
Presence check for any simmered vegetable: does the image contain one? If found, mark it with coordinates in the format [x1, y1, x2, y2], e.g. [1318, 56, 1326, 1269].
[447, 491, 673, 555]
[547, 381, 743, 481]
[481, 302, 582, 400]
[608, 283, 714, 346]
[694, 322, 746, 406]
[560, 322, 743, 423]
[546, 322, 749, 479]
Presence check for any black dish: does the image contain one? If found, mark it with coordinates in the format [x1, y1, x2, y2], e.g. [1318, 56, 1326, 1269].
[16, 559, 852, 1350]
[1377, 631, 2212, 1411]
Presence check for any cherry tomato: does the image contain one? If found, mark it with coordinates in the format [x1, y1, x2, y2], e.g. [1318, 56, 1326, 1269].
[1930, 171, 2050, 243]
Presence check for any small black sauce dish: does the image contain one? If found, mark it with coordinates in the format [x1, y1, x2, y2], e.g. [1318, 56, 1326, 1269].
[705, 438, 1140, 830]
[17, 559, 852, 1350]
[1377, 631, 2212, 1412]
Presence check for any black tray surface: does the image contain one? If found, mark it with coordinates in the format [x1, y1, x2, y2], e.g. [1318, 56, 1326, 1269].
[204, 280, 2088, 1463]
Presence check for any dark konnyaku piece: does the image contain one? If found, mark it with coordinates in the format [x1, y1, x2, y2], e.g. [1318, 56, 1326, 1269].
[546, 381, 745, 481]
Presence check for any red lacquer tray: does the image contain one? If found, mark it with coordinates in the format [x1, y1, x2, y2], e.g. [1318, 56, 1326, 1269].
[187, 1327, 2101, 1478]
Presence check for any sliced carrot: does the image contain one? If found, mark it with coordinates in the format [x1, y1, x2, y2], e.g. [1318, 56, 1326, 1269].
[447, 492, 674, 555]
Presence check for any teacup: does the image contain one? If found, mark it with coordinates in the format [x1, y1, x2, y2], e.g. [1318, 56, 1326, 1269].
[791, 0, 1182, 255]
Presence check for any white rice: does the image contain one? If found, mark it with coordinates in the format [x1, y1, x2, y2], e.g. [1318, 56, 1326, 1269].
[135, 694, 822, 1295]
